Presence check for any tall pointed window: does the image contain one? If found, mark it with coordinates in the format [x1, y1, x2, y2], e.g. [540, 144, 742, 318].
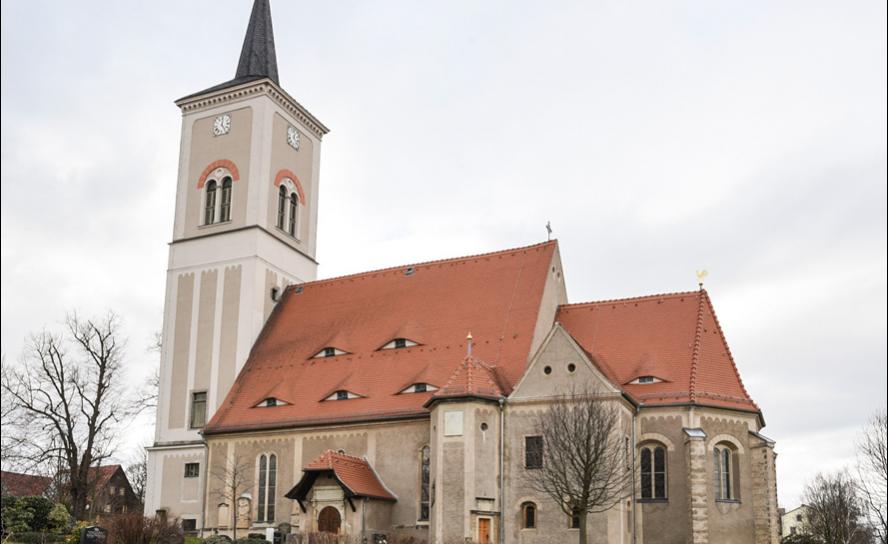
[277, 186, 287, 229]
[257, 453, 277, 522]
[288, 193, 298, 237]
[204, 180, 217, 225]
[220, 177, 232, 222]
[639, 444, 667, 499]
[419, 446, 430, 521]
[713, 444, 736, 500]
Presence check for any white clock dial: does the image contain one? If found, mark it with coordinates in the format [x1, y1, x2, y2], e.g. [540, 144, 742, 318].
[287, 126, 301, 150]
[213, 114, 231, 136]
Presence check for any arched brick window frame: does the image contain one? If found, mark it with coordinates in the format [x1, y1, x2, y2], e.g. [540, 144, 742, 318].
[273, 169, 306, 204]
[197, 159, 240, 189]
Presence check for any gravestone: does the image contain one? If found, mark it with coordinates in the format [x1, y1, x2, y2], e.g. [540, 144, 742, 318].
[80, 525, 107, 544]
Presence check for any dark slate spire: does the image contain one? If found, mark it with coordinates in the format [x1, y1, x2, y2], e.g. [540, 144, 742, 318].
[235, 0, 279, 84]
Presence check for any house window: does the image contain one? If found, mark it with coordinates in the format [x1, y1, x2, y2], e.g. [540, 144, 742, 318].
[521, 502, 537, 529]
[220, 177, 232, 222]
[639, 444, 667, 499]
[288, 193, 298, 237]
[569, 507, 581, 529]
[277, 186, 287, 229]
[419, 445, 430, 521]
[204, 180, 217, 225]
[525, 436, 543, 469]
[190, 391, 207, 428]
[257, 453, 277, 523]
[184, 463, 200, 478]
[182, 519, 197, 533]
[714, 444, 737, 500]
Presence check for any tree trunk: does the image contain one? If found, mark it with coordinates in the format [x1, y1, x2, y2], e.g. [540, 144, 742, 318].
[579, 511, 588, 544]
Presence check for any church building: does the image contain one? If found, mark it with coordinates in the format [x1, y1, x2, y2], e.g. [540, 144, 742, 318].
[145, 2, 780, 543]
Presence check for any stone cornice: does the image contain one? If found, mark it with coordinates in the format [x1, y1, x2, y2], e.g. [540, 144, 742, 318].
[175, 78, 329, 139]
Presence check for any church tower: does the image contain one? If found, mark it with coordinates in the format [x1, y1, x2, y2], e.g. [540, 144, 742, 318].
[145, 0, 327, 526]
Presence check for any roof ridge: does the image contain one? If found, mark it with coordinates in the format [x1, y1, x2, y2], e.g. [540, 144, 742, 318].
[560, 290, 701, 308]
[698, 290, 759, 410]
[689, 289, 706, 403]
[287, 240, 557, 291]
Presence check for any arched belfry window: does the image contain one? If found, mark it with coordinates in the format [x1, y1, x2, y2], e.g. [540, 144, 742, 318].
[713, 443, 737, 500]
[288, 193, 298, 237]
[220, 177, 232, 222]
[204, 180, 217, 225]
[419, 445, 430, 521]
[257, 453, 277, 522]
[639, 444, 667, 500]
[277, 186, 287, 229]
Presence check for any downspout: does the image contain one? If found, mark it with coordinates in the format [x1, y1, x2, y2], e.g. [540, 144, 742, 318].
[499, 397, 506, 544]
[631, 404, 640, 544]
[201, 440, 209, 538]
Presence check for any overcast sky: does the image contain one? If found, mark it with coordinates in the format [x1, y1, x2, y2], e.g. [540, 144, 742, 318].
[1, 0, 885, 507]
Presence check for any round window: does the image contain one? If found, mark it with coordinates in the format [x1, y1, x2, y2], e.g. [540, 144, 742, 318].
[543, 366, 552, 375]
[480, 422, 489, 431]
[567, 363, 576, 373]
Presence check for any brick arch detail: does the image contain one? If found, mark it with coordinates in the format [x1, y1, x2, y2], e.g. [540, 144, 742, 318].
[197, 159, 240, 189]
[274, 169, 306, 204]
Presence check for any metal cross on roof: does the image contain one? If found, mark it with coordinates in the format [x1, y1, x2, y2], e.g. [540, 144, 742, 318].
[545, 221, 553, 241]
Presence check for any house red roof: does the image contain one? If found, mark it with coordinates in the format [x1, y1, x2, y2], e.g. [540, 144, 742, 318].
[0, 470, 52, 497]
[426, 355, 509, 406]
[557, 289, 758, 414]
[88, 465, 123, 488]
[205, 241, 558, 434]
[286, 450, 396, 501]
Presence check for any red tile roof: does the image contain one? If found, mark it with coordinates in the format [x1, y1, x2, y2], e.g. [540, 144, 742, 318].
[206, 241, 558, 434]
[88, 465, 123, 488]
[286, 450, 396, 501]
[557, 289, 758, 414]
[0, 470, 52, 497]
[426, 355, 509, 406]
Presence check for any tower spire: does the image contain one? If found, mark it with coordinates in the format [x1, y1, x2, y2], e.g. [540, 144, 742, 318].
[235, 0, 279, 84]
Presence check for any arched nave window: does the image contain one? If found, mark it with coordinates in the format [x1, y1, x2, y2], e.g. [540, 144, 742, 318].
[257, 453, 277, 522]
[419, 445, 430, 521]
[639, 443, 667, 499]
[713, 443, 737, 500]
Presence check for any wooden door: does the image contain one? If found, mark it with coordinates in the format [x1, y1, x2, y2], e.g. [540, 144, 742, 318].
[318, 506, 341, 534]
[478, 518, 491, 544]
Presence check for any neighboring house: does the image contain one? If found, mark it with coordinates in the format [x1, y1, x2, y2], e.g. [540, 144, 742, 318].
[86, 465, 142, 517]
[144, 1, 781, 543]
[0, 470, 52, 498]
[781, 505, 810, 538]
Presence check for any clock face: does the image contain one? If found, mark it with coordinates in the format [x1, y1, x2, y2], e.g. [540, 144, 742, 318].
[213, 114, 231, 136]
[287, 126, 300, 150]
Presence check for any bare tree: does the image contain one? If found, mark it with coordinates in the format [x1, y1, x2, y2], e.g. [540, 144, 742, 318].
[0, 312, 138, 520]
[140, 331, 162, 410]
[803, 471, 869, 544]
[0, 357, 26, 468]
[526, 386, 632, 544]
[210, 454, 254, 541]
[858, 410, 887, 544]
[126, 446, 149, 507]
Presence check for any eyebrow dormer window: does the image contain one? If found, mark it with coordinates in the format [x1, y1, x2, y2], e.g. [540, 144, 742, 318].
[400, 383, 439, 394]
[324, 390, 360, 401]
[312, 347, 348, 359]
[631, 376, 663, 384]
[381, 338, 418, 350]
[255, 397, 288, 408]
